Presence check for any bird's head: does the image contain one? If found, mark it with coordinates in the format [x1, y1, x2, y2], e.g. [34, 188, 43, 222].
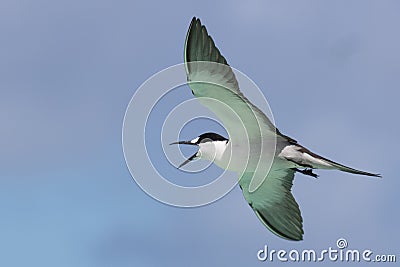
[170, 132, 228, 168]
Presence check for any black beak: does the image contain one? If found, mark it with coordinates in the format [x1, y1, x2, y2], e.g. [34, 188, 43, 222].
[169, 140, 199, 168]
[169, 141, 198, 146]
[176, 152, 197, 169]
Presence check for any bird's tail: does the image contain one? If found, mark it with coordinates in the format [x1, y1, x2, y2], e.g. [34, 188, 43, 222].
[321, 157, 381, 177]
[297, 145, 381, 177]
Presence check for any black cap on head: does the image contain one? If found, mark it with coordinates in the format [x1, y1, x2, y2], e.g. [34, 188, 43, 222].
[169, 132, 227, 169]
[196, 132, 228, 144]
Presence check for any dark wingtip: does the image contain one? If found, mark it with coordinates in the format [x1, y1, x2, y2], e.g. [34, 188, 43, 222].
[256, 210, 303, 241]
[189, 17, 200, 29]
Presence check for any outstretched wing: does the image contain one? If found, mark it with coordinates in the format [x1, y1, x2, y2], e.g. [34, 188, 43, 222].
[184, 17, 293, 143]
[239, 169, 304, 241]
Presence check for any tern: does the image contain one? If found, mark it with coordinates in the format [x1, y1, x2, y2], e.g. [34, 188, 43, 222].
[171, 17, 380, 241]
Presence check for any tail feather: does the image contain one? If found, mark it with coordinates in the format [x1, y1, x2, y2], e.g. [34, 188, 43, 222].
[322, 157, 381, 177]
[297, 145, 381, 177]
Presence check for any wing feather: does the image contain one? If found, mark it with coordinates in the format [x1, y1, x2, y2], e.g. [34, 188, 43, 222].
[185, 17, 303, 240]
[240, 169, 304, 241]
[184, 17, 293, 143]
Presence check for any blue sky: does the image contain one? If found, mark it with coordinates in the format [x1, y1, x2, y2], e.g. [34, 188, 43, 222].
[1, 0, 399, 266]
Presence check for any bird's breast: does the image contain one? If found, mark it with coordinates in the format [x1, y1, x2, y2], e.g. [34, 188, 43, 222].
[213, 140, 276, 173]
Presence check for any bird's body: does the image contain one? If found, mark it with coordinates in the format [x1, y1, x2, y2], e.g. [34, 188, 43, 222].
[171, 17, 380, 241]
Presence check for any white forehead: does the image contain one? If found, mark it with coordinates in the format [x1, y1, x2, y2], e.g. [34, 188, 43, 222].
[190, 137, 199, 143]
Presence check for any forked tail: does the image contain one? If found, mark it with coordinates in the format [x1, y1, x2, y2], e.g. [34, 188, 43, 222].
[296, 144, 381, 177]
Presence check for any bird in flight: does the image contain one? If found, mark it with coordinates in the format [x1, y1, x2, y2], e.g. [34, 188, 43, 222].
[171, 17, 380, 241]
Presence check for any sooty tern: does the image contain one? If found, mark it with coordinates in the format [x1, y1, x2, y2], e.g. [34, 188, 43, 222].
[171, 17, 380, 241]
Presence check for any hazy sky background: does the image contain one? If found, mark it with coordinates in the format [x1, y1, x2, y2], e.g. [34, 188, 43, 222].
[1, 1, 399, 266]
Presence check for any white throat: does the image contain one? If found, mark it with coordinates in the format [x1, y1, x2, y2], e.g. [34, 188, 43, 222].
[198, 140, 228, 162]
